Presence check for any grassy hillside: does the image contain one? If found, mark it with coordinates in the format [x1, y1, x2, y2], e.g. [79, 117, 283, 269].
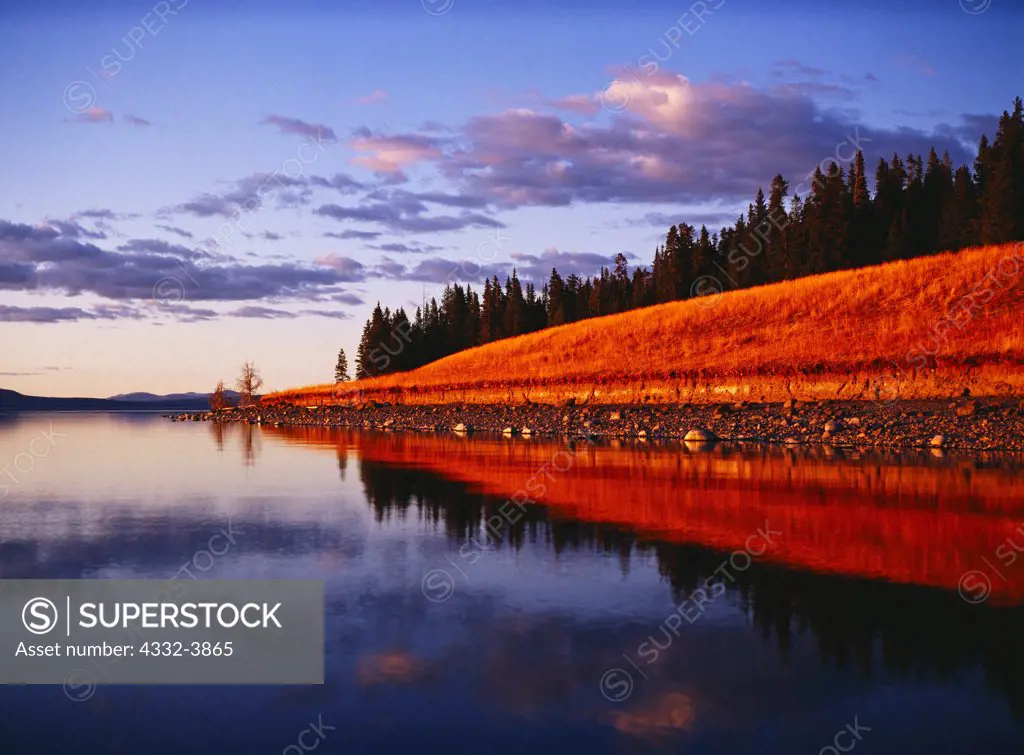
[272, 243, 1024, 405]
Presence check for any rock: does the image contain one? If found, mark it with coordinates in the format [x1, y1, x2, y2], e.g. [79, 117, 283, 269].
[609, 411, 621, 421]
[847, 416, 861, 427]
[783, 437, 800, 445]
[521, 427, 533, 436]
[453, 423, 470, 434]
[501, 426, 517, 436]
[956, 400, 978, 417]
[823, 420, 840, 434]
[383, 417, 394, 428]
[636, 429, 647, 439]
[930, 434, 947, 448]
[684, 428, 717, 442]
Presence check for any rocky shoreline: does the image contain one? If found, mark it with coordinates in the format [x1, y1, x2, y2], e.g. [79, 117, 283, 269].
[169, 396, 1024, 451]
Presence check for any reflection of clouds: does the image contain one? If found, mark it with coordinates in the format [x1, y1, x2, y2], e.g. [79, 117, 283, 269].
[609, 691, 695, 740]
[357, 651, 429, 686]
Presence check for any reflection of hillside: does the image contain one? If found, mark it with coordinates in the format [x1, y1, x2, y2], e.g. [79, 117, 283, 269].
[266, 427, 1024, 603]
[261, 427, 1024, 716]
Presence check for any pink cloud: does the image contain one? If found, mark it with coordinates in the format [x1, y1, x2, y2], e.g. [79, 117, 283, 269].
[353, 90, 389, 106]
[349, 132, 442, 174]
[548, 94, 600, 116]
[66, 106, 114, 125]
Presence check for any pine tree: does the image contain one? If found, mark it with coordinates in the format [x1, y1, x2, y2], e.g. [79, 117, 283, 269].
[981, 98, 1024, 244]
[547, 268, 566, 326]
[334, 348, 350, 383]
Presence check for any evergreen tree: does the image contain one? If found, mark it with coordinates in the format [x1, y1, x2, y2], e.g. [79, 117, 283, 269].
[547, 268, 566, 326]
[334, 348, 350, 382]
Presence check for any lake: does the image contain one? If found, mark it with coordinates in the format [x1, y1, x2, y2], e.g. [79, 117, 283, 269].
[1, 412, 1023, 754]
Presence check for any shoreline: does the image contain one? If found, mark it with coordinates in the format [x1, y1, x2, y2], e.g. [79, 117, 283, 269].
[171, 396, 1024, 452]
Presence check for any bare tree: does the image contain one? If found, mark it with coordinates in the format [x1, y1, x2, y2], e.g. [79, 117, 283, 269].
[209, 379, 228, 411]
[236, 361, 264, 407]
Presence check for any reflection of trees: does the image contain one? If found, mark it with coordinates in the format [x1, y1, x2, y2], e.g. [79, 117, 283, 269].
[207, 420, 229, 451]
[207, 421, 263, 465]
[355, 452, 1024, 719]
[239, 423, 261, 466]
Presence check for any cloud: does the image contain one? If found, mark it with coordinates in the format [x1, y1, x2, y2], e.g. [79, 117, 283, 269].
[313, 254, 368, 282]
[507, 248, 626, 282]
[76, 209, 139, 222]
[324, 230, 381, 241]
[372, 256, 407, 279]
[309, 173, 365, 194]
[0, 304, 125, 323]
[65, 106, 113, 124]
[169, 172, 313, 218]
[315, 201, 502, 234]
[124, 114, 152, 127]
[259, 231, 283, 241]
[260, 114, 338, 143]
[632, 209, 738, 230]
[299, 309, 351, 320]
[941, 113, 999, 146]
[349, 128, 444, 175]
[331, 292, 365, 306]
[0, 220, 368, 308]
[548, 94, 601, 115]
[229, 305, 297, 319]
[156, 224, 195, 239]
[354, 90, 389, 106]
[771, 59, 827, 78]
[366, 70, 978, 210]
[170, 171, 364, 220]
[41, 218, 107, 240]
[368, 242, 445, 254]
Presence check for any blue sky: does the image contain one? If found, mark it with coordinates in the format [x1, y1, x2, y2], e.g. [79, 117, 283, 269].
[1, 0, 1021, 396]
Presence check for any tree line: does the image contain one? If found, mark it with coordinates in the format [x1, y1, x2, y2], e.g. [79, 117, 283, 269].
[348, 97, 1024, 380]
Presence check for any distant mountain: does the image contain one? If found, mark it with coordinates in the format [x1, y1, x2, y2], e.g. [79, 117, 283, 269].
[0, 389, 224, 412]
[109, 391, 241, 402]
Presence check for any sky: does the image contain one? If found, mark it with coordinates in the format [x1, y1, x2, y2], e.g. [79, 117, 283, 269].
[1, 0, 1022, 397]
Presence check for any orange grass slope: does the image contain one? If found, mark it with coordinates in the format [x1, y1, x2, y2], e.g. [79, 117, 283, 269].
[273, 243, 1024, 406]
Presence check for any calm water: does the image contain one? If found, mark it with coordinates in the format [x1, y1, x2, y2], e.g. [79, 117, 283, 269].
[1, 412, 1024, 754]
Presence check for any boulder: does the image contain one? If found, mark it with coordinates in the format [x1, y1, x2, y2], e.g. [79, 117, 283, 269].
[930, 434, 947, 448]
[684, 428, 717, 442]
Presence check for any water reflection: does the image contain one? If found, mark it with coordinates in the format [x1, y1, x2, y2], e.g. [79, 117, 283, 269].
[0, 415, 1022, 754]
[267, 426, 1024, 719]
[269, 427, 1024, 601]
